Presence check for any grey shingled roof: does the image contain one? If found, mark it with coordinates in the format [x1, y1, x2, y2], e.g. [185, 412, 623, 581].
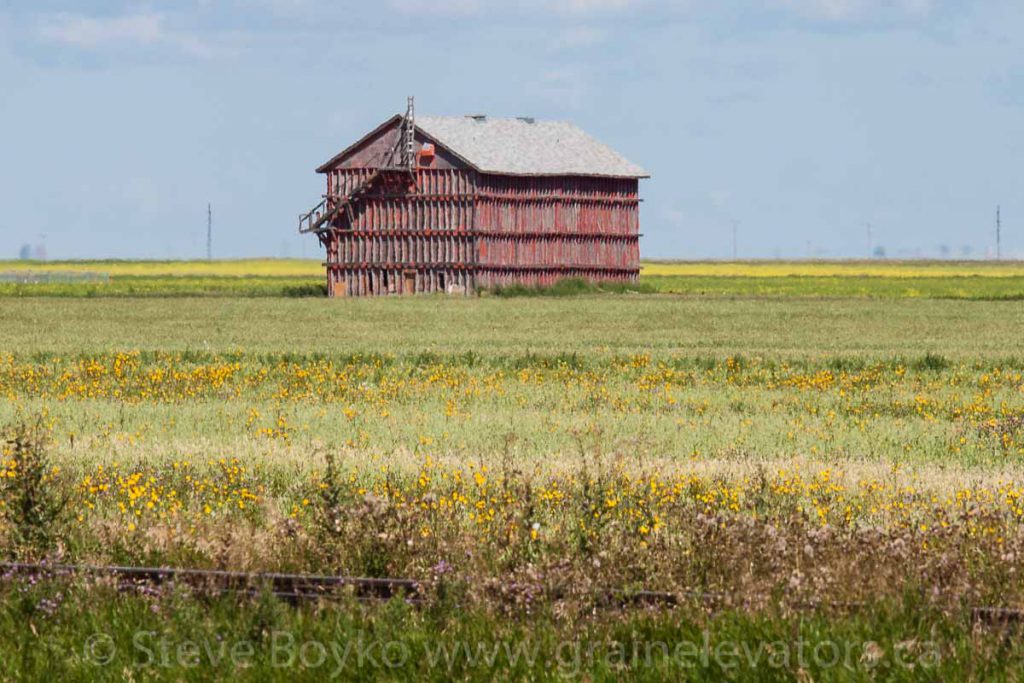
[415, 116, 648, 178]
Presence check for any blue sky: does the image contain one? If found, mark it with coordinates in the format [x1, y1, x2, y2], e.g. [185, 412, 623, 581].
[1, 0, 1021, 260]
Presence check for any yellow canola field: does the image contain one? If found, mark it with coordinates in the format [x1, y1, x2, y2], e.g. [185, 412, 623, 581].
[641, 260, 1024, 278]
[0, 259, 323, 277]
[4, 258, 1023, 279]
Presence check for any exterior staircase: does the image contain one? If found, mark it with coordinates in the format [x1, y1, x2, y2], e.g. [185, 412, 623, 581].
[298, 169, 382, 234]
[298, 96, 417, 235]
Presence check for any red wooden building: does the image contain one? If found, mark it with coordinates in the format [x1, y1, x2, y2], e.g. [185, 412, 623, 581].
[299, 100, 647, 296]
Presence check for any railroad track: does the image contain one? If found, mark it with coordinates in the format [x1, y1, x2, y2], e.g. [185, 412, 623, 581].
[0, 562, 420, 604]
[2, 561, 1022, 624]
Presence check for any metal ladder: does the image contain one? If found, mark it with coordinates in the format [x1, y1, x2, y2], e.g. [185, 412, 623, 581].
[383, 96, 416, 170]
[298, 97, 416, 234]
[403, 96, 415, 171]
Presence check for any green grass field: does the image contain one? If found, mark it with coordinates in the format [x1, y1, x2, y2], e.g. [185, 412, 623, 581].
[6, 258, 1024, 299]
[3, 262, 1024, 679]
[2, 296, 1022, 357]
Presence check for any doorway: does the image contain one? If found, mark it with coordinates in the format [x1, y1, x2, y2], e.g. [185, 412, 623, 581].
[403, 270, 416, 295]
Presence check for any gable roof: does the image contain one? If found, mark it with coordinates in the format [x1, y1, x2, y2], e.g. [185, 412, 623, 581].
[415, 116, 648, 178]
[316, 115, 403, 174]
[317, 114, 648, 178]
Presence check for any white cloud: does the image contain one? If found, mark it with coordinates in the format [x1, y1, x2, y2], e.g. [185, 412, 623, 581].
[389, 0, 648, 15]
[388, 0, 933, 21]
[555, 0, 640, 11]
[38, 13, 165, 48]
[389, 0, 483, 14]
[36, 12, 221, 57]
[770, 0, 934, 21]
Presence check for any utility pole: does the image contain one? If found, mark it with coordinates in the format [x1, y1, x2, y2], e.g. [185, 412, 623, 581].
[867, 222, 872, 259]
[732, 220, 738, 261]
[996, 206, 1002, 261]
[207, 203, 212, 261]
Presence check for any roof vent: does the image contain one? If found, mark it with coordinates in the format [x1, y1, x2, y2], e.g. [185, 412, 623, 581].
[467, 114, 487, 122]
[516, 117, 535, 124]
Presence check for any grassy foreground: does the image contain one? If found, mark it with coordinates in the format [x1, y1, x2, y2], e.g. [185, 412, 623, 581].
[3, 290, 1024, 678]
[2, 296, 1022, 357]
[2, 587, 1014, 680]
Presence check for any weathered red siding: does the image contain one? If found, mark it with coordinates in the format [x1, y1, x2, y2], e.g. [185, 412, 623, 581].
[316, 122, 641, 296]
[472, 174, 639, 289]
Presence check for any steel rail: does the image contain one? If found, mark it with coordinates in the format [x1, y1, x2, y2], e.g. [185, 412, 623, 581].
[2, 561, 1022, 623]
[0, 562, 419, 603]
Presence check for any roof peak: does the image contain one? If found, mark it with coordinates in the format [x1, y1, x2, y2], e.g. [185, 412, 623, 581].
[414, 115, 648, 178]
[418, 114, 562, 124]
[317, 112, 649, 178]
